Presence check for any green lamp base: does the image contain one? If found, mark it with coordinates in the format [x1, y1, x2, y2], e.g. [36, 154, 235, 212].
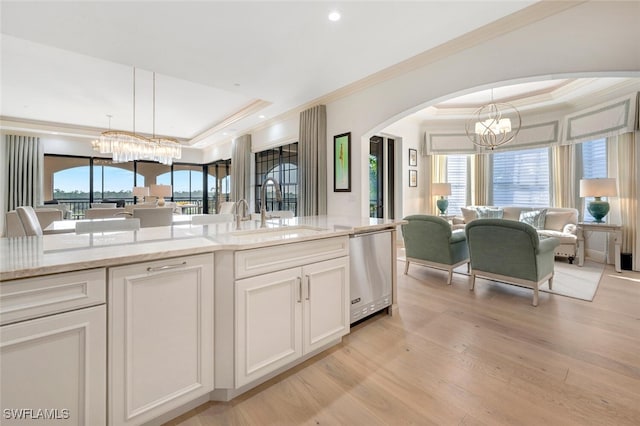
[436, 198, 449, 215]
[587, 197, 609, 223]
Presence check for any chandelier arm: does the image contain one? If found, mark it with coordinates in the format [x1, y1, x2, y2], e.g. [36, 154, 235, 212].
[465, 101, 521, 150]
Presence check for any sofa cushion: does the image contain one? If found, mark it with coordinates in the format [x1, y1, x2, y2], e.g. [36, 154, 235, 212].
[519, 209, 547, 229]
[501, 207, 523, 221]
[544, 210, 574, 231]
[538, 229, 578, 245]
[476, 207, 504, 219]
[461, 207, 478, 223]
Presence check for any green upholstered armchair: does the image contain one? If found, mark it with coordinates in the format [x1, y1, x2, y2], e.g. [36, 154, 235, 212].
[401, 215, 470, 284]
[465, 219, 560, 306]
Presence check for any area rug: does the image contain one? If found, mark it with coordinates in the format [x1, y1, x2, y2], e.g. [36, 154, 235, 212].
[397, 248, 604, 302]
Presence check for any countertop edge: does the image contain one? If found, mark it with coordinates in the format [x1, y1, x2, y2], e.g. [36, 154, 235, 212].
[1, 224, 400, 281]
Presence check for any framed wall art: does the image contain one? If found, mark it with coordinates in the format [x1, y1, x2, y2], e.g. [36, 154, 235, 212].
[409, 148, 417, 166]
[334, 132, 351, 192]
[409, 169, 418, 187]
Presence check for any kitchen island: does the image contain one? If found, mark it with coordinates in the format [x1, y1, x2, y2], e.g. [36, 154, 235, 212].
[0, 215, 402, 426]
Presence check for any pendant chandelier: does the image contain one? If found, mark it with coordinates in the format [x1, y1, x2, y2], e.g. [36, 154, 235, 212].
[92, 68, 182, 165]
[465, 88, 521, 150]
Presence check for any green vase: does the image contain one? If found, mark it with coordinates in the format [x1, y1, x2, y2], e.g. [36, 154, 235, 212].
[588, 197, 609, 223]
[436, 198, 449, 215]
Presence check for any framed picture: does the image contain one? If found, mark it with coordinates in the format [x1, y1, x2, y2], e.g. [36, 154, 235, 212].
[409, 169, 418, 187]
[334, 132, 351, 192]
[409, 148, 417, 166]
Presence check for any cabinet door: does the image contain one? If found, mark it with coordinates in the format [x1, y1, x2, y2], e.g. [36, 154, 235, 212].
[109, 254, 214, 426]
[1, 305, 106, 426]
[235, 268, 302, 388]
[303, 257, 350, 354]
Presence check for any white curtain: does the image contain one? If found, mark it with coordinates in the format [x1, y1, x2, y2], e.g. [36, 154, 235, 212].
[231, 134, 251, 205]
[298, 105, 327, 216]
[5, 134, 43, 211]
[471, 154, 490, 206]
[551, 144, 577, 209]
[613, 133, 637, 268]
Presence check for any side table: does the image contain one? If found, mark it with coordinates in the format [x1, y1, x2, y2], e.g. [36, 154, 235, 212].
[577, 222, 622, 273]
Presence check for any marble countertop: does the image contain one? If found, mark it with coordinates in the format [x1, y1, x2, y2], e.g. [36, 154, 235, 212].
[1, 215, 404, 281]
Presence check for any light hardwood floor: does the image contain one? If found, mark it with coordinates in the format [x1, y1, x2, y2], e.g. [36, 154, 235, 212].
[165, 261, 640, 425]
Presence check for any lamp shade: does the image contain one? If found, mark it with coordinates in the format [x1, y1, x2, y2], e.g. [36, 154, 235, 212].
[132, 186, 150, 197]
[149, 184, 172, 197]
[579, 178, 617, 197]
[432, 182, 452, 197]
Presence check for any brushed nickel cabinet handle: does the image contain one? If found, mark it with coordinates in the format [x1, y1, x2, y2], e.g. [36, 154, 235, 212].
[297, 277, 302, 303]
[305, 275, 311, 301]
[146, 261, 187, 272]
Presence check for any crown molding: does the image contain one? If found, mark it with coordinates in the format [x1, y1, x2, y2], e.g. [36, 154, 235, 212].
[187, 99, 271, 147]
[0, 116, 191, 145]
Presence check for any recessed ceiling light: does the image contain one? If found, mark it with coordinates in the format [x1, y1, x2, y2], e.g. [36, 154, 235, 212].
[328, 11, 341, 22]
[259, 115, 265, 119]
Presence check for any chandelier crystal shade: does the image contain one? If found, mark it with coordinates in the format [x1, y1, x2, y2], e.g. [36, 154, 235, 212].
[465, 90, 522, 150]
[92, 68, 181, 165]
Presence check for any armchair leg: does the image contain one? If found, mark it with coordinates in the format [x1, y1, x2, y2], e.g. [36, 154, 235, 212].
[532, 286, 539, 307]
[404, 260, 409, 275]
[447, 269, 453, 285]
[548, 274, 554, 290]
[470, 274, 476, 291]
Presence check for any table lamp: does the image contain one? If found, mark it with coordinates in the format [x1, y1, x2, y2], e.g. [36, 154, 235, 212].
[132, 186, 149, 203]
[579, 178, 617, 223]
[432, 182, 452, 215]
[149, 184, 172, 207]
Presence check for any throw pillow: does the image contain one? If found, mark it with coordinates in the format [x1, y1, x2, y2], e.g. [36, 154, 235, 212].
[544, 211, 574, 231]
[476, 207, 504, 219]
[460, 207, 478, 223]
[519, 209, 547, 229]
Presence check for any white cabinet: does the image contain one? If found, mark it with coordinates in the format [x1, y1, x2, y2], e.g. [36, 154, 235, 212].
[0, 305, 106, 426]
[1, 269, 107, 426]
[235, 256, 349, 387]
[108, 253, 214, 426]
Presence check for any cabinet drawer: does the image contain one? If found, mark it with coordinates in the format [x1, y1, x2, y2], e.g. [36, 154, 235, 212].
[0, 268, 106, 325]
[235, 236, 349, 279]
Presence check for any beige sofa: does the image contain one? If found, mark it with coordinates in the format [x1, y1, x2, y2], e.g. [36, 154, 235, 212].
[453, 206, 578, 263]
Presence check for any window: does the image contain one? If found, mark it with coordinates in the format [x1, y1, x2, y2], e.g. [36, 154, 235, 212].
[173, 164, 204, 213]
[492, 147, 550, 207]
[206, 160, 231, 213]
[255, 143, 298, 215]
[46, 155, 91, 219]
[45, 155, 214, 218]
[580, 138, 607, 221]
[446, 155, 468, 216]
[93, 159, 137, 203]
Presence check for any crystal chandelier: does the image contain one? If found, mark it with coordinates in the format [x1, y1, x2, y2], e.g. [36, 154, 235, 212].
[92, 68, 182, 165]
[465, 88, 521, 150]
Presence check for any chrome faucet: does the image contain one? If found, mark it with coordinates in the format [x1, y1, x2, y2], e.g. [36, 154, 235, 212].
[234, 198, 250, 230]
[260, 177, 282, 228]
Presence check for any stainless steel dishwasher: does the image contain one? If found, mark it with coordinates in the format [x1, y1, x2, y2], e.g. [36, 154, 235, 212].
[349, 229, 392, 324]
